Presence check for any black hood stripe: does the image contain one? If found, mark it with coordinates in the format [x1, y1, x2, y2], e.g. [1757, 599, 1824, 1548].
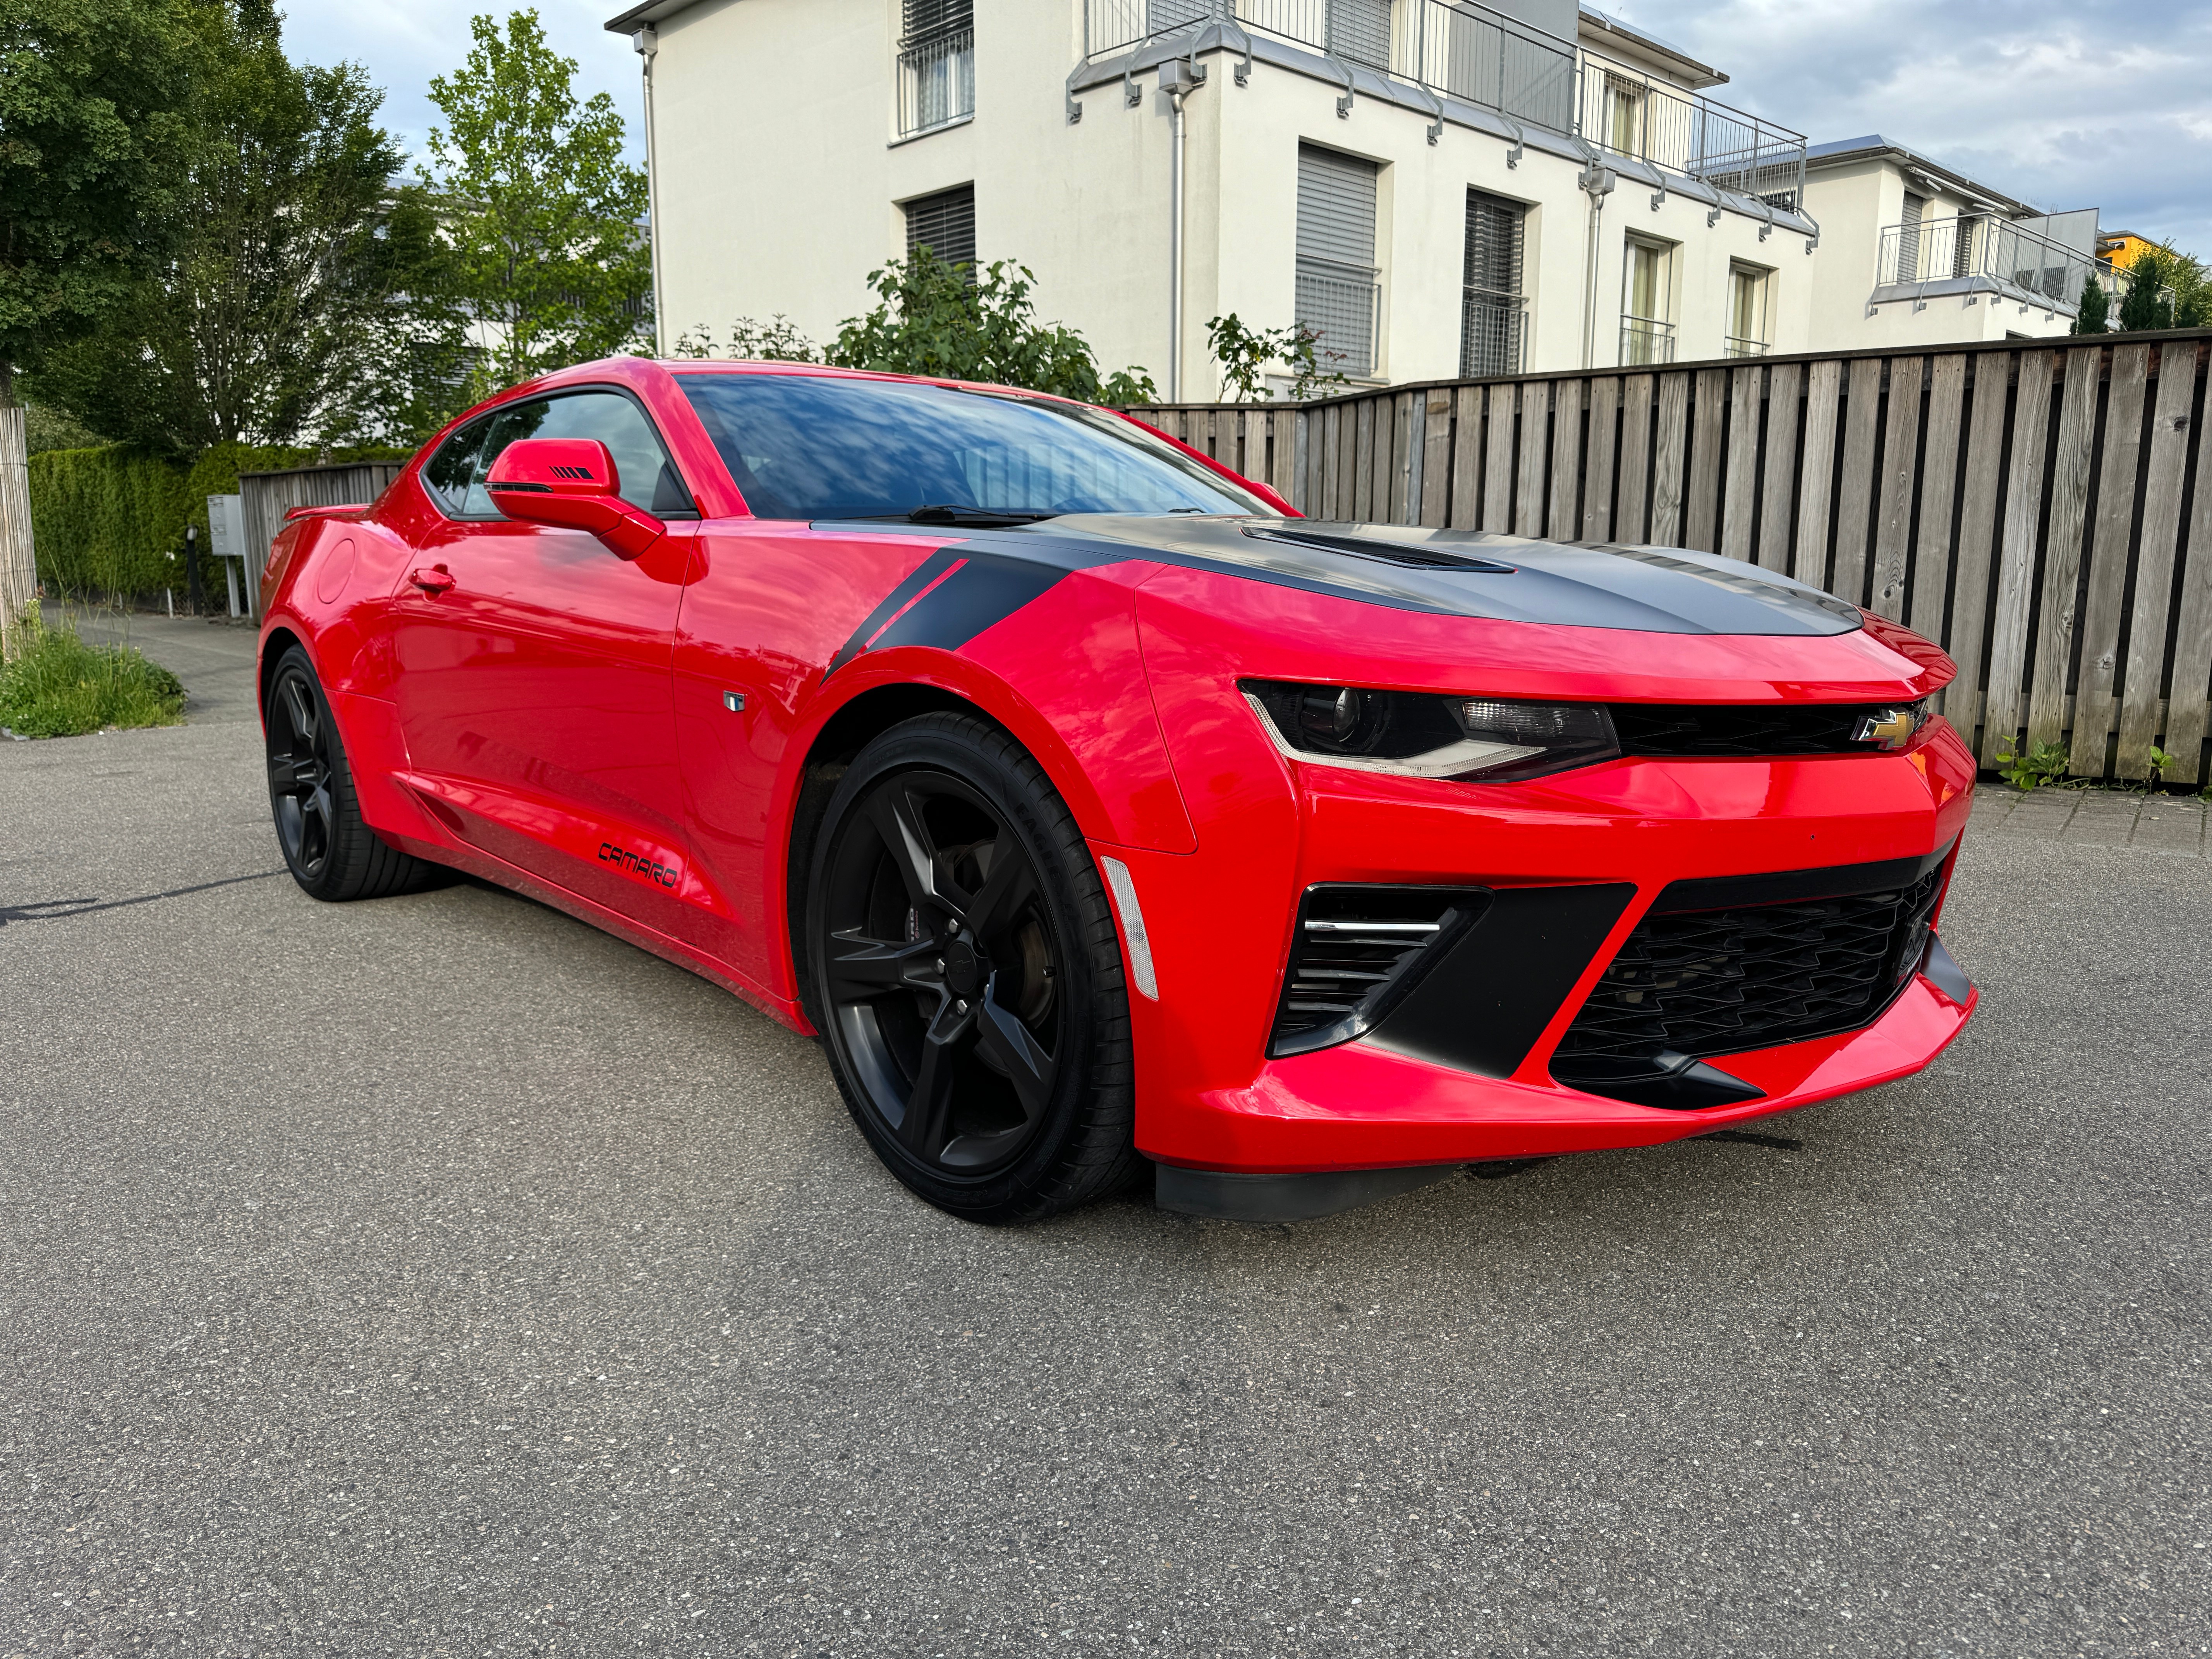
[826, 543, 1121, 675]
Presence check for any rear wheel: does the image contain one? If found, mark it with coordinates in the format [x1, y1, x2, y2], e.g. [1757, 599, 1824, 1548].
[804, 713, 1138, 1223]
[265, 646, 445, 902]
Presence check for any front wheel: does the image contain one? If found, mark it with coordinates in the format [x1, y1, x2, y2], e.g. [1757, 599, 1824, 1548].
[265, 646, 446, 902]
[802, 713, 1139, 1223]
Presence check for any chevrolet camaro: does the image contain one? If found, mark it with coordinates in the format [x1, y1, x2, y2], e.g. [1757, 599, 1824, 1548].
[256, 356, 1977, 1224]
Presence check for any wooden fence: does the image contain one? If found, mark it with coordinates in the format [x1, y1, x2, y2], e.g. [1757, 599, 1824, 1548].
[1126, 329, 2212, 787]
[238, 460, 403, 616]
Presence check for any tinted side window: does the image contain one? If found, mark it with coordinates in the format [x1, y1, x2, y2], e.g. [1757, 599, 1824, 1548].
[485, 392, 693, 516]
[428, 391, 694, 519]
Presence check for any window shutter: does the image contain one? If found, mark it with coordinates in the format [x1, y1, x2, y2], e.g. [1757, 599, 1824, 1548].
[904, 184, 976, 270]
[1325, 0, 1393, 70]
[1295, 145, 1381, 378]
[1460, 189, 1525, 378]
[901, 0, 972, 47]
[1148, 0, 1214, 30]
[1899, 192, 1925, 280]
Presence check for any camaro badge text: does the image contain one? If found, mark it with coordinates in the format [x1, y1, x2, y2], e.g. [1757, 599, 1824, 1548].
[598, 841, 680, 889]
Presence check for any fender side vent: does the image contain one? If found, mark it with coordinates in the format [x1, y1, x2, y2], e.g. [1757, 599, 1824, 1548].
[1269, 885, 1489, 1058]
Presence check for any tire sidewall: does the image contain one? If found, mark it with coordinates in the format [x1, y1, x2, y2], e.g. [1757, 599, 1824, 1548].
[804, 714, 1127, 1219]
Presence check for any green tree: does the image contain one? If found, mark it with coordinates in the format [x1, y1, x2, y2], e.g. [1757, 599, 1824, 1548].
[1204, 313, 1349, 402]
[27, 2, 470, 457]
[2118, 248, 2175, 331]
[0, 0, 202, 655]
[422, 10, 652, 395]
[2070, 272, 2110, 335]
[829, 248, 1156, 404]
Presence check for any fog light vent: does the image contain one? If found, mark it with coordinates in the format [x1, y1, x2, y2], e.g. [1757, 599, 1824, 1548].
[1269, 884, 1489, 1058]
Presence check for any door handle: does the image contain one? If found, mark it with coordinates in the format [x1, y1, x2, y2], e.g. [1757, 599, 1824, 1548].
[408, 565, 455, 594]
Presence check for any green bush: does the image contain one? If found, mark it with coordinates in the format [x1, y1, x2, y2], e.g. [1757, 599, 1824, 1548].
[26, 440, 407, 600]
[0, 607, 186, 738]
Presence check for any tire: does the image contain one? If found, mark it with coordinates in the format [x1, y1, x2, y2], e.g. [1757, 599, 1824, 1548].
[802, 712, 1139, 1223]
[265, 646, 448, 902]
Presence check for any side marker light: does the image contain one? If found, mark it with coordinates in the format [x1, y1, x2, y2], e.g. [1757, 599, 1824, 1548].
[1099, 856, 1159, 1001]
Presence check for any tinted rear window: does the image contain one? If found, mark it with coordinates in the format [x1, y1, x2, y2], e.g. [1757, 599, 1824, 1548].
[675, 372, 1266, 520]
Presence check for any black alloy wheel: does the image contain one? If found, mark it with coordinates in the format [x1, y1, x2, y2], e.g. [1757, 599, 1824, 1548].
[805, 714, 1138, 1221]
[263, 646, 446, 902]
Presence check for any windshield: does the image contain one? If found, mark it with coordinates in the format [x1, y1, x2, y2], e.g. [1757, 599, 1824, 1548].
[675, 371, 1269, 521]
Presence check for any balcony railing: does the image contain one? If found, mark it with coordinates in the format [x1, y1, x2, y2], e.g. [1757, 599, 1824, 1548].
[1724, 335, 1769, 360]
[1874, 214, 2094, 313]
[1620, 318, 1676, 366]
[1295, 257, 1382, 377]
[899, 28, 975, 137]
[1080, 0, 1804, 206]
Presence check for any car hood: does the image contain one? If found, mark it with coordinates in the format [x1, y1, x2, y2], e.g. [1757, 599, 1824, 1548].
[1042, 517, 1862, 637]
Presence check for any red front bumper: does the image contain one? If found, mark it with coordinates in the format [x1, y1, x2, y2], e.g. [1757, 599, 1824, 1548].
[1101, 721, 1979, 1175]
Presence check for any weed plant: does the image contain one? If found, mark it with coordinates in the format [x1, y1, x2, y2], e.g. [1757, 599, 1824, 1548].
[0, 606, 185, 738]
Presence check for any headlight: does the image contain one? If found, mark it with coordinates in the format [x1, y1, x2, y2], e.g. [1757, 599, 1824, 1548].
[1240, 680, 1621, 782]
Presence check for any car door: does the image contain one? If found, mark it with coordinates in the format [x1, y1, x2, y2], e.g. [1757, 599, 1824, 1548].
[390, 386, 704, 928]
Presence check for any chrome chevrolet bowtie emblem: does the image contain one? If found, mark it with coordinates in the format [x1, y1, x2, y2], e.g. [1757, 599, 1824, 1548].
[1853, 707, 1919, 750]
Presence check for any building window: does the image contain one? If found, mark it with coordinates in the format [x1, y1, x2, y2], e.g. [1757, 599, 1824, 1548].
[1326, 0, 1395, 72]
[1602, 73, 1647, 158]
[1460, 189, 1525, 378]
[1952, 214, 1980, 279]
[1726, 263, 1771, 358]
[1620, 235, 1675, 365]
[1295, 144, 1382, 379]
[904, 183, 976, 270]
[897, 0, 973, 137]
[1898, 191, 1926, 280]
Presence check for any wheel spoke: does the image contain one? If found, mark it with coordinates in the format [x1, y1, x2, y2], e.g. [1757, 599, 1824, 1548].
[283, 677, 317, 749]
[963, 836, 1041, 943]
[899, 998, 975, 1159]
[824, 931, 941, 1003]
[268, 756, 299, 798]
[864, 784, 954, 919]
[975, 975, 1056, 1124]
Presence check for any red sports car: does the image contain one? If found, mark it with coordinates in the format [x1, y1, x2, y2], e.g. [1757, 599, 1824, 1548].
[258, 356, 1977, 1224]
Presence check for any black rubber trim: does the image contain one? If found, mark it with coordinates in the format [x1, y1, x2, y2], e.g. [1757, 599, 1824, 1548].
[1648, 841, 1955, 914]
[1552, 1050, 1767, 1111]
[1363, 883, 1637, 1077]
[1154, 1162, 1460, 1222]
[1921, 933, 1972, 1003]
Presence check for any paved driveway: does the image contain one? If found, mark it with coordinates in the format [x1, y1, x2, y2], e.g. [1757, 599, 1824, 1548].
[2, 625, 2208, 1656]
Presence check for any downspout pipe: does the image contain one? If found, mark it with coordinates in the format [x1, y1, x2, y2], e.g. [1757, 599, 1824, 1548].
[634, 27, 667, 357]
[1159, 57, 1206, 401]
[1572, 139, 1616, 370]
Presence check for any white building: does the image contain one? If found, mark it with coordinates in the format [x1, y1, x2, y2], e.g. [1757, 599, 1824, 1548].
[609, 0, 2099, 398]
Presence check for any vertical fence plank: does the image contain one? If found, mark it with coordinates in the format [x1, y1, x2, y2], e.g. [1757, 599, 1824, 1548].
[1721, 364, 1760, 561]
[1482, 384, 1516, 532]
[2025, 346, 2102, 750]
[1831, 356, 1884, 605]
[1944, 353, 2012, 738]
[1684, 367, 1727, 551]
[2163, 349, 2212, 784]
[1420, 390, 1453, 526]
[1449, 386, 1483, 529]
[1401, 392, 1424, 526]
[1549, 379, 1584, 542]
[1869, 354, 1925, 618]
[1583, 376, 1619, 541]
[1351, 397, 1377, 521]
[1756, 361, 1802, 572]
[1516, 381, 1549, 536]
[1616, 374, 1654, 543]
[1981, 350, 2057, 766]
[1793, 359, 1843, 586]
[1908, 355, 1967, 640]
[2068, 343, 2152, 774]
[1276, 409, 1300, 506]
[2116, 345, 2198, 776]
[1320, 404, 1343, 519]
[1380, 392, 1408, 524]
[1649, 371, 1690, 547]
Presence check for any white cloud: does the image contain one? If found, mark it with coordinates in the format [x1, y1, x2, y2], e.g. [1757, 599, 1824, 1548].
[1609, 0, 2212, 246]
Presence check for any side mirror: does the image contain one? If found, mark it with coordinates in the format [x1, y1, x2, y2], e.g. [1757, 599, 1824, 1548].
[484, 438, 665, 560]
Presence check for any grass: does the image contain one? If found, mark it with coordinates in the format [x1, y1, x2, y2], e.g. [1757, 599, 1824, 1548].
[0, 606, 186, 738]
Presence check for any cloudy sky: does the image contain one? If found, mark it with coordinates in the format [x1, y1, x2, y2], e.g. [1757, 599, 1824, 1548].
[287, 0, 2210, 251]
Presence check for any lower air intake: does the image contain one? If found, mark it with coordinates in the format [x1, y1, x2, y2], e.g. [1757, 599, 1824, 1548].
[1553, 848, 1953, 1095]
[1269, 885, 1489, 1058]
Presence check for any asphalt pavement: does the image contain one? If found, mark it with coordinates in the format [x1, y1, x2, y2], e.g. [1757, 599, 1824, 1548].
[2, 623, 2208, 1657]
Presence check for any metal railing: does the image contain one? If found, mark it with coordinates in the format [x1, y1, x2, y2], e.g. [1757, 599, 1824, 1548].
[1294, 259, 1382, 377]
[1079, 1, 1803, 203]
[1874, 214, 2095, 313]
[1724, 335, 1769, 360]
[1620, 318, 1675, 366]
[898, 28, 975, 136]
[1460, 295, 1526, 378]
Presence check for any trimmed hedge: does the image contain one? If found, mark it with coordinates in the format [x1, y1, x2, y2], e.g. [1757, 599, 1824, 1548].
[27, 441, 408, 599]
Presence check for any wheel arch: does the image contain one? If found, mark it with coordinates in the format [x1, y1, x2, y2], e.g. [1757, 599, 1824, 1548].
[257, 623, 309, 728]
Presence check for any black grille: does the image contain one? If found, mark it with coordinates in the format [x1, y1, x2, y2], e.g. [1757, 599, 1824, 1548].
[1611, 700, 1926, 757]
[1270, 886, 1487, 1058]
[1554, 851, 1952, 1073]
